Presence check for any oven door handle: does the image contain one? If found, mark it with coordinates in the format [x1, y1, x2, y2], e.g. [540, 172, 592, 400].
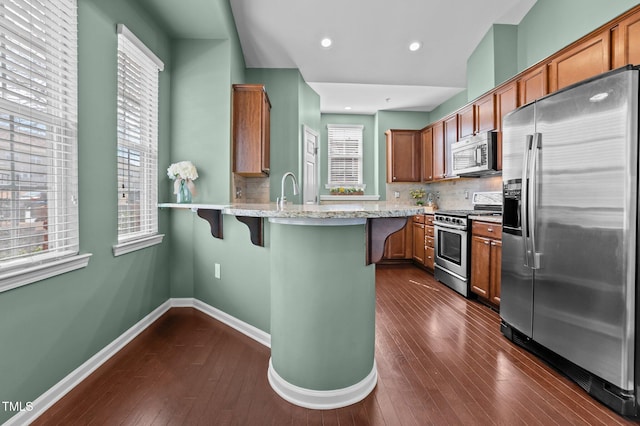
[433, 221, 466, 231]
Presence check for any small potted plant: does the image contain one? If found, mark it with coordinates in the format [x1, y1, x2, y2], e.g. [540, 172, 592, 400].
[329, 186, 364, 195]
[409, 188, 426, 205]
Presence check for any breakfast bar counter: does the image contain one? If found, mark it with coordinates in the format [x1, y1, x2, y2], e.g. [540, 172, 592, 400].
[159, 202, 423, 409]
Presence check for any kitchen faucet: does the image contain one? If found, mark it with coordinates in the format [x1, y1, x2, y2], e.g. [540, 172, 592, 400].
[277, 172, 299, 208]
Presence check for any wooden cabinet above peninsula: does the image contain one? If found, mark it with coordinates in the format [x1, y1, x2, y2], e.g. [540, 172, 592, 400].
[232, 84, 271, 177]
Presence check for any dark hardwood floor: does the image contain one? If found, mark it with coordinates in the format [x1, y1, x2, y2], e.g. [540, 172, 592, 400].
[33, 265, 637, 425]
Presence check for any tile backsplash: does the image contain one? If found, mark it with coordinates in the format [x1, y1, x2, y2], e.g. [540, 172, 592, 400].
[386, 176, 502, 210]
[233, 174, 270, 204]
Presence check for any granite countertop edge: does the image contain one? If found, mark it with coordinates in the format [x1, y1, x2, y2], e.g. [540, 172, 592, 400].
[469, 215, 503, 224]
[158, 202, 426, 219]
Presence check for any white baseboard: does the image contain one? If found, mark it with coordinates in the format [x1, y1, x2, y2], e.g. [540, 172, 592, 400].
[5, 298, 270, 426]
[4, 300, 172, 426]
[190, 299, 271, 348]
[267, 358, 378, 410]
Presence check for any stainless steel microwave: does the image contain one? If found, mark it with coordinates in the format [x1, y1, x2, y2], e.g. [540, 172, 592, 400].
[451, 131, 498, 176]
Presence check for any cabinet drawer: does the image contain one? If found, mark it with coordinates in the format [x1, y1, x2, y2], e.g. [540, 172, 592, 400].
[472, 221, 502, 239]
[425, 246, 435, 269]
[425, 225, 434, 238]
[425, 236, 434, 248]
[413, 214, 425, 224]
[425, 214, 434, 226]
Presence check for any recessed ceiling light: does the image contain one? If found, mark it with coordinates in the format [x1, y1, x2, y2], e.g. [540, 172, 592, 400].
[344, 106, 352, 110]
[409, 41, 421, 52]
[321, 38, 332, 48]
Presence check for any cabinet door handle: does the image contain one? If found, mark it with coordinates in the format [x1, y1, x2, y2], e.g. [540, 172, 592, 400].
[484, 241, 490, 245]
[487, 227, 493, 232]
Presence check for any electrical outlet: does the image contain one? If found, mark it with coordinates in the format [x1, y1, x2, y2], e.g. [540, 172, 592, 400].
[436, 191, 440, 200]
[394, 191, 400, 198]
[214, 263, 221, 279]
[464, 190, 469, 199]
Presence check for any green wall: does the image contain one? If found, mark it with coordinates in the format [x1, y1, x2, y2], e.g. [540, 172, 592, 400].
[517, 0, 639, 71]
[0, 1, 172, 422]
[467, 24, 517, 101]
[246, 68, 321, 202]
[247, 69, 301, 201]
[3, 2, 639, 422]
[431, 0, 640, 121]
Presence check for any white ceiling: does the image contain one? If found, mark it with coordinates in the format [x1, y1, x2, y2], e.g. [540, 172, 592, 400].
[230, 0, 537, 115]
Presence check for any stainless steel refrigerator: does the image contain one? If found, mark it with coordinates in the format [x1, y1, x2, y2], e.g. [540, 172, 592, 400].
[501, 65, 640, 417]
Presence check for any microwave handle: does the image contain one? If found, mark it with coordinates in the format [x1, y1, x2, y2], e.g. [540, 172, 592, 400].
[475, 147, 482, 165]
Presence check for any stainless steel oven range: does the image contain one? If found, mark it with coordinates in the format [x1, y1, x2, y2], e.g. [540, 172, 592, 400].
[433, 192, 501, 297]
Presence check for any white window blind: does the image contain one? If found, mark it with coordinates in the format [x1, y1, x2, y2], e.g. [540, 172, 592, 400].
[0, 0, 79, 271]
[327, 124, 363, 185]
[116, 24, 163, 244]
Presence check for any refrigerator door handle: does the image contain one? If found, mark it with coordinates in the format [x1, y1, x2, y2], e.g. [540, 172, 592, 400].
[529, 133, 541, 269]
[521, 134, 533, 267]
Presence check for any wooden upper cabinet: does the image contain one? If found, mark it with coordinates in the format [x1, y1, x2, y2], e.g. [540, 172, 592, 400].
[612, 9, 640, 68]
[549, 29, 610, 92]
[476, 93, 496, 133]
[518, 64, 548, 105]
[386, 130, 420, 182]
[458, 104, 475, 139]
[232, 84, 271, 177]
[443, 114, 458, 146]
[421, 127, 433, 182]
[431, 122, 445, 180]
[494, 81, 519, 171]
[443, 115, 457, 177]
[458, 93, 495, 140]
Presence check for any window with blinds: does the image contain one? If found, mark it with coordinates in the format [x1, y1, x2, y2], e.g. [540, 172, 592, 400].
[116, 25, 163, 244]
[327, 124, 363, 185]
[0, 0, 79, 270]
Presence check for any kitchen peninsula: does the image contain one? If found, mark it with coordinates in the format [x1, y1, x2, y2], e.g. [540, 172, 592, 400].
[159, 202, 424, 409]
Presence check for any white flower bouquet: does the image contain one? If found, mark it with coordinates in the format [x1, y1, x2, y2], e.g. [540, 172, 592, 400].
[167, 161, 198, 200]
[167, 160, 199, 181]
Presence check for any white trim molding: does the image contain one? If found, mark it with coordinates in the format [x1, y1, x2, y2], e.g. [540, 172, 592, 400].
[4, 300, 172, 426]
[267, 358, 377, 410]
[0, 253, 92, 294]
[320, 194, 380, 201]
[116, 23, 164, 70]
[113, 234, 165, 257]
[172, 298, 271, 348]
[4, 298, 270, 426]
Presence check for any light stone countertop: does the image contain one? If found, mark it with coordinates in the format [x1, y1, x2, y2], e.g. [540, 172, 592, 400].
[469, 215, 503, 224]
[159, 202, 426, 219]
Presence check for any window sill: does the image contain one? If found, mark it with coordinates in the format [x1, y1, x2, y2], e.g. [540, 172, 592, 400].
[113, 234, 165, 257]
[320, 194, 380, 202]
[0, 253, 92, 294]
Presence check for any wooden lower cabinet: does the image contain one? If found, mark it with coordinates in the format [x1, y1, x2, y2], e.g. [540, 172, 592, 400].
[424, 216, 435, 271]
[382, 220, 413, 261]
[470, 221, 502, 307]
[412, 215, 425, 264]
[411, 214, 435, 271]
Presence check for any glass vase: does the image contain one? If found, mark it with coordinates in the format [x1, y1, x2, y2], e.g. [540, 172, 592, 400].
[176, 179, 192, 204]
